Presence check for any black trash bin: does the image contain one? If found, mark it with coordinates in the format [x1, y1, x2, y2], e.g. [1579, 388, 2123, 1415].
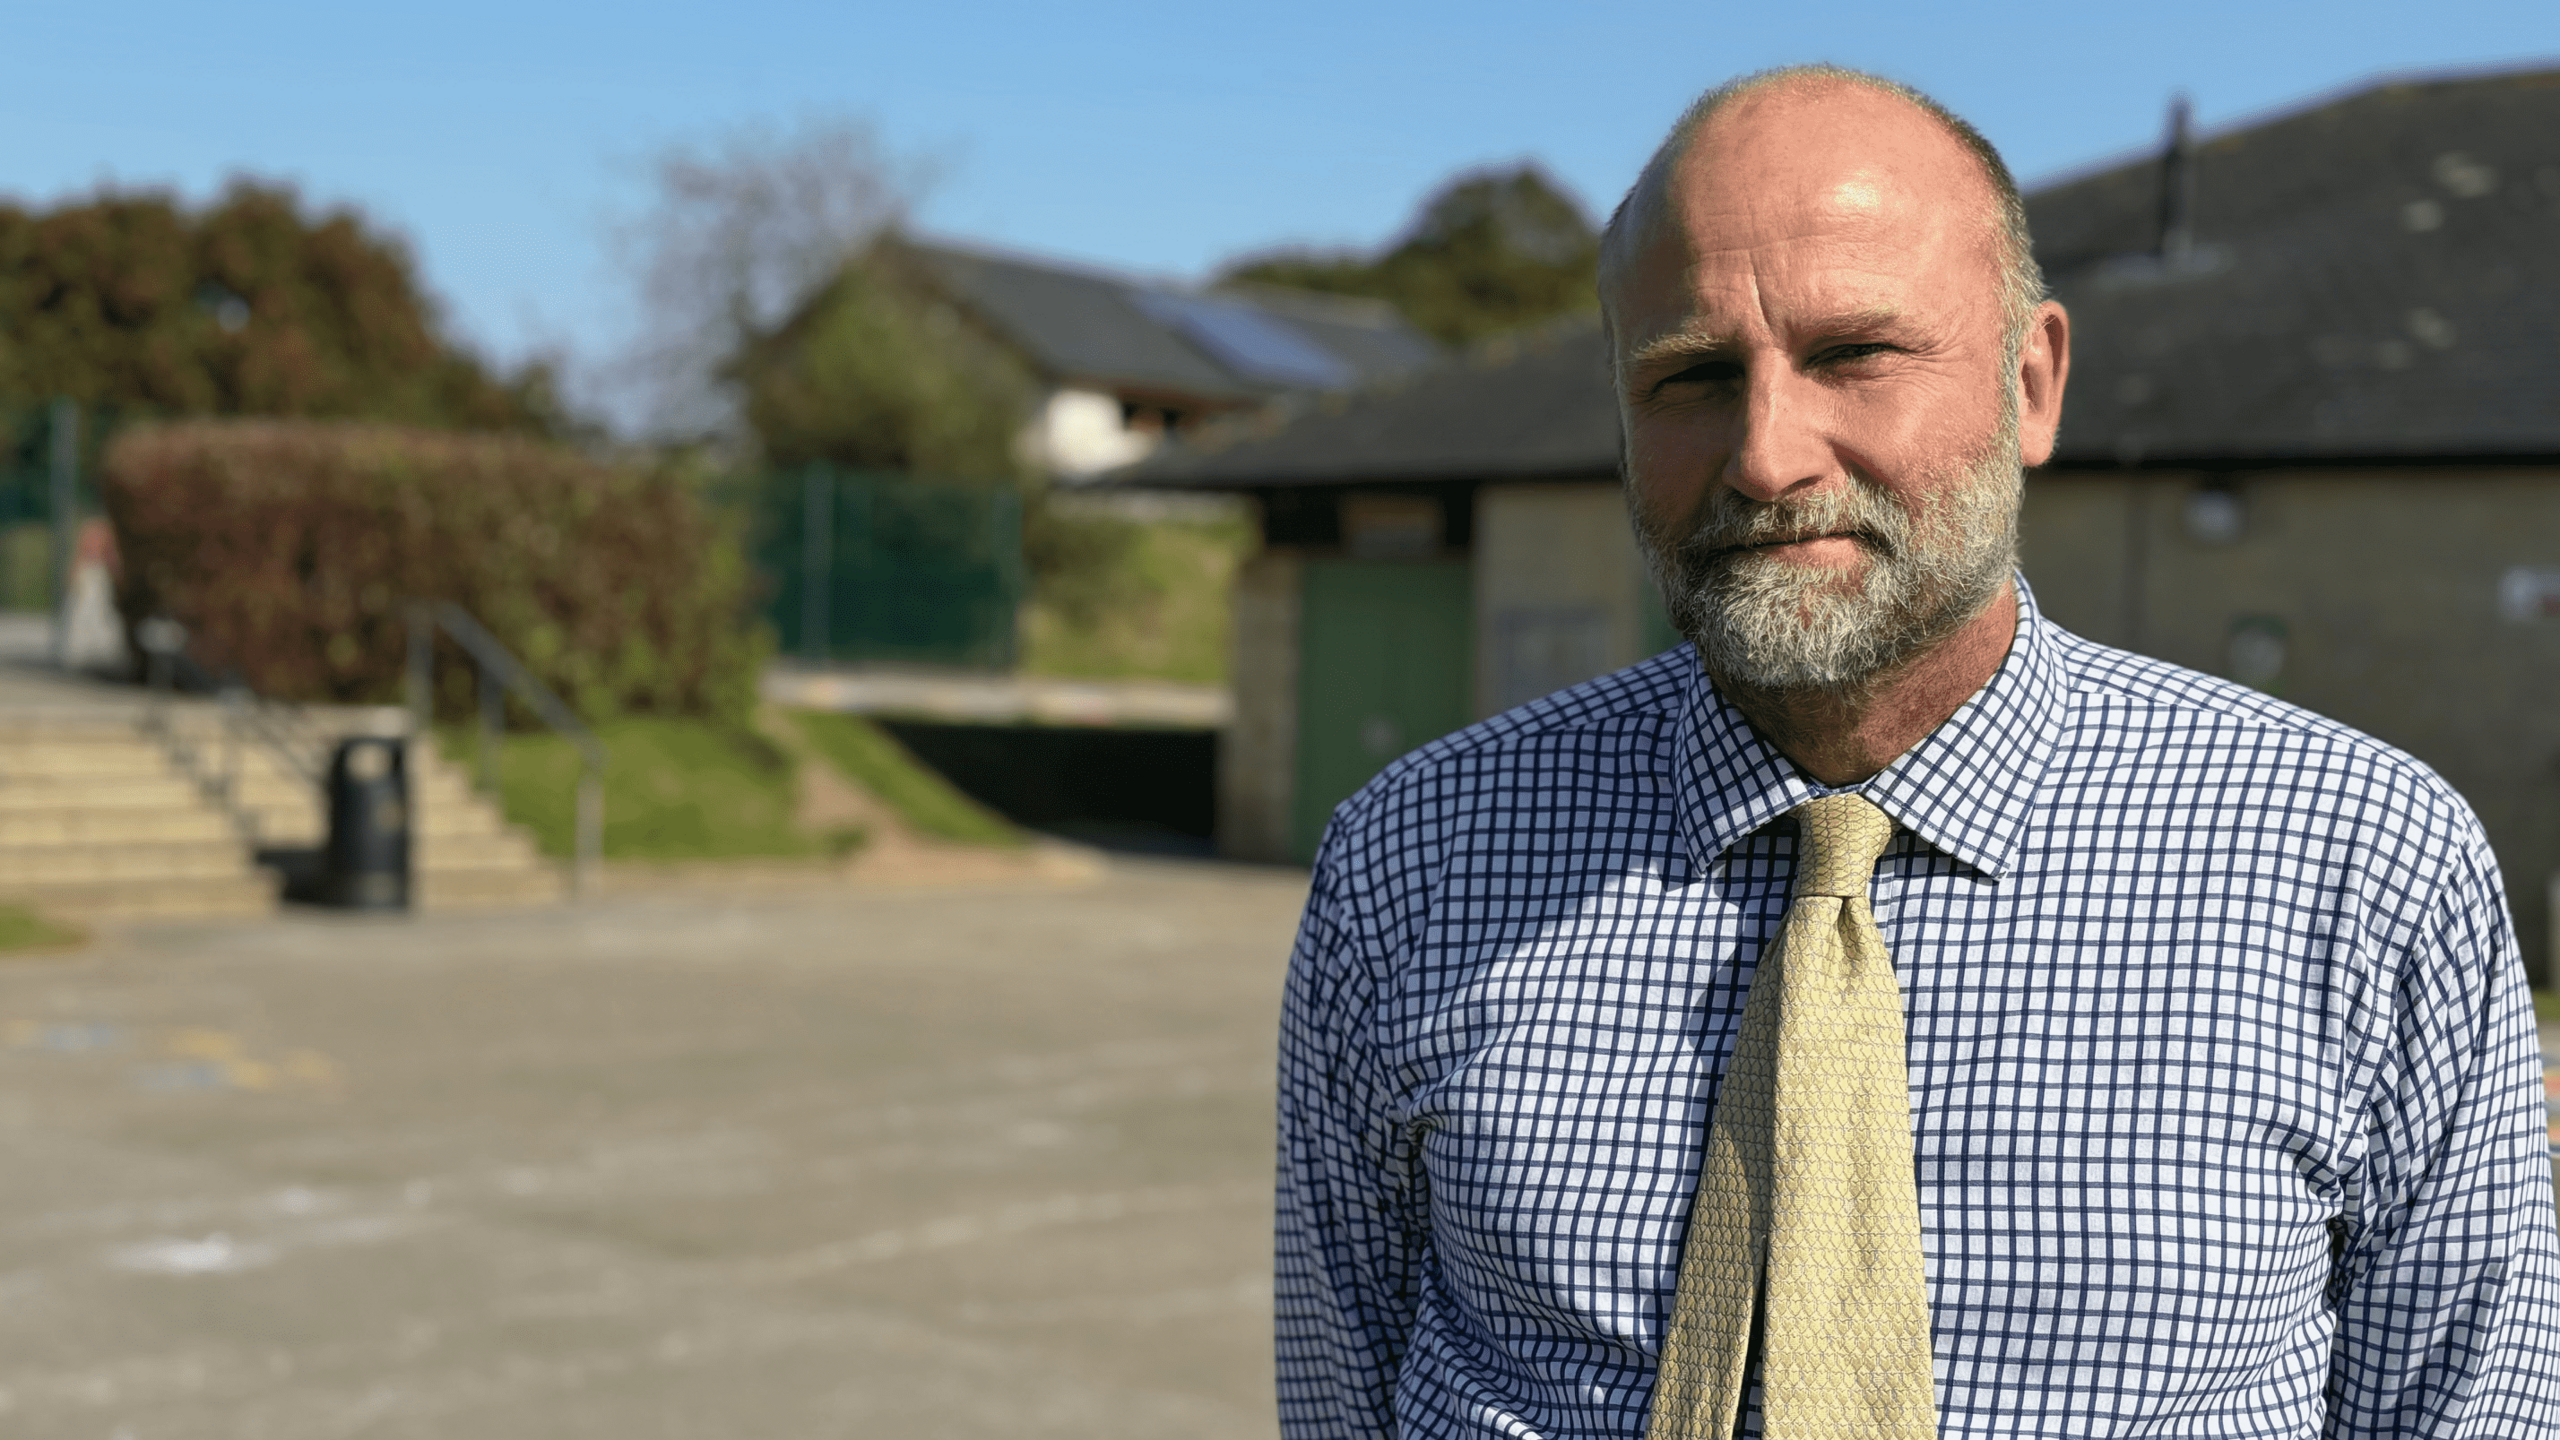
[322, 736, 411, 910]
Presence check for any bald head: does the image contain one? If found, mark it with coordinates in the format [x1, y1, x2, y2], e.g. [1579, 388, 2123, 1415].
[1601, 67, 2043, 347]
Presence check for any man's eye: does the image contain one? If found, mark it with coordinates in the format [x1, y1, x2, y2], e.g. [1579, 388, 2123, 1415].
[1658, 361, 1741, 391]
[1817, 343, 1894, 366]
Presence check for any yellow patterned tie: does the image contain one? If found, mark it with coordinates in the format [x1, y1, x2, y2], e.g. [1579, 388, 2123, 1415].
[1648, 793, 1936, 1439]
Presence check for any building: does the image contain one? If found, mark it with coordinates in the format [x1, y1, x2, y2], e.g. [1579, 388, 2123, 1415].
[741, 238, 1441, 670]
[1123, 67, 2560, 977]
[901, 240, 1442, 479]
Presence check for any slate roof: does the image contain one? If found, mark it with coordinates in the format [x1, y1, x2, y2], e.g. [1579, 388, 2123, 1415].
[908, 242, 1440, 404]
[1126, 65, 2560, 488]
[1124, 315, 1615, 487]
[2040, 67, 2560, 465]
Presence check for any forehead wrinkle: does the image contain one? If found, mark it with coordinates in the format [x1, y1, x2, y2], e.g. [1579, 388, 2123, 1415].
[1662, 170, 1932, 295]
[1623, 302, 1907, 369]
[1677, 160, 1929, 252]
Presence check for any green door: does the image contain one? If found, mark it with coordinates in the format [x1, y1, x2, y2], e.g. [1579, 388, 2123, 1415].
[1292, 558, 1474, 860]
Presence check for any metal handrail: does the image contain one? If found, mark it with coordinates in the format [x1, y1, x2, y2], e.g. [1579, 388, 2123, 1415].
[136, 619, 328, 846]
[211, 683, 326, 788]
[404, 601, 606, 894]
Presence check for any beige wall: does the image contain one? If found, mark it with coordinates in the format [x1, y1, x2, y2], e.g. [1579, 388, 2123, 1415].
[2023, 467, 2560, 983]
[1225, 469, 2560, 974]
[1220, 550, 1302, 863]
[1473, 482, 1652, 718]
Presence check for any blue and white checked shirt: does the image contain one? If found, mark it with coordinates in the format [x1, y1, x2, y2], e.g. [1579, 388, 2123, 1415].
[1276, 581, 2560, 1439]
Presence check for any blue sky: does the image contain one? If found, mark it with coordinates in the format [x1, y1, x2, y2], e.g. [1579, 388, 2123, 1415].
[6, 1, 2554, 412]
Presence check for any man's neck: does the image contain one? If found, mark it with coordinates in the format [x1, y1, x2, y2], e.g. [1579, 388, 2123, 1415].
[1716, 582, 2021, 787]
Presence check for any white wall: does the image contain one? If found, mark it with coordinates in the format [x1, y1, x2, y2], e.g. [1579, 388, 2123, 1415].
[1023, 387, 1160, 478]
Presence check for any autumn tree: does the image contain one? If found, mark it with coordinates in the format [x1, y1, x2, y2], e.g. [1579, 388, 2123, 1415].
[0, 180, 555, 431]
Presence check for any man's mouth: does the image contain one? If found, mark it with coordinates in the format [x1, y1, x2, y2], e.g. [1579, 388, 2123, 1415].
[1712, 530, 1879, 559]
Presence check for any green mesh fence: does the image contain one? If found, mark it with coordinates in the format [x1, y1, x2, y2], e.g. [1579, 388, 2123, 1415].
[755, 466, 1023, 670]
[0, 400, 106, 613]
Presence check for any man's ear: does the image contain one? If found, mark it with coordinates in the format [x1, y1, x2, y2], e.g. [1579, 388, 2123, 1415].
[2014, 301, 2071, 467]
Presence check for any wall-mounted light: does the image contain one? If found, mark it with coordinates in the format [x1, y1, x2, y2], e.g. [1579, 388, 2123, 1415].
[2182, 477, 2245, 545]
[2227, 615, 2287, 688]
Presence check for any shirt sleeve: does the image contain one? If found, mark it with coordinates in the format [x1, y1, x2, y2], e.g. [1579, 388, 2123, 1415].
[1275, 825, 1427, 1440]
[2327, 834, 2560, 1437]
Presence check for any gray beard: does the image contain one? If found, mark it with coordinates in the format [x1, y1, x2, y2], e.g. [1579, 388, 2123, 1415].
[1630, 425, 2022, 695]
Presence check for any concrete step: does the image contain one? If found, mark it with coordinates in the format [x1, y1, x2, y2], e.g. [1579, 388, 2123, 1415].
[0, 776, 202, 810]
[0, 743, 182, 780]
[148, 732, 312, 764]
[258, 809, 505, 836]
[0, 715, 157, 742]
[0, 873, 275, 920]
[237, 807, 323, 840]
[222, 776, 324, 807]
[218, 774, 448, 816]
[228, 797, 513, 841]
[416, 829, 545, 871]
[0, 809, 235, 845]
[416, 867, 566, 911]
[237, 809, 529, 849]
[412, 806, 510, 839]
[0, 841, 258, 885]
[413, 775, 493, 802]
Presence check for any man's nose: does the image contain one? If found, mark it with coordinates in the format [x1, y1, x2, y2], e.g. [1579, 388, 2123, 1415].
[1723, 365, 1833, 504]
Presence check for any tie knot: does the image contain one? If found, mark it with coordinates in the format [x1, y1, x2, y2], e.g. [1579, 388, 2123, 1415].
[1790, 793, 1895, 897]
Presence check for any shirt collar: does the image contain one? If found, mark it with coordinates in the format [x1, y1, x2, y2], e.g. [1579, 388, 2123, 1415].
[1665, 576, 2066, 882]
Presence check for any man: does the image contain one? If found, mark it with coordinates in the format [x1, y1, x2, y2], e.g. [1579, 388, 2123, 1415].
[1274, 65, 2560, 1439]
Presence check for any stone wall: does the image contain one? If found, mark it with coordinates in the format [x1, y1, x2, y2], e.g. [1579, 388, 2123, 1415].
[1219, 550, 1302, 863]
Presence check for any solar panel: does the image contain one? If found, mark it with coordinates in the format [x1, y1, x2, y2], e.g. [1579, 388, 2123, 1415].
[1133, 291, 1354, 390]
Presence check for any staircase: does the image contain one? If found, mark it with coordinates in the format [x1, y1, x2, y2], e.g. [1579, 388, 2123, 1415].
[153, 704, 566, 911]
[409, 750, 570, 908]
[0, 702, 563, 921]
[0, 709, 274, 919]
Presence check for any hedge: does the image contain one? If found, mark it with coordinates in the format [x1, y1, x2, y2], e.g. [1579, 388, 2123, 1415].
[103, 421, 765, 722]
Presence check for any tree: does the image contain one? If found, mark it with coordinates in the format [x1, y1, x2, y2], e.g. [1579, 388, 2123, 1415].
[1217, 163, 1598, 347]
[0, 180, 555, 431]
[618, 114, 1188, 675]
[731, 241, 1033, 479]
[614, 116, 928, 444]
[620, 117, 1032, 480]
[731, 240, 1095, 639]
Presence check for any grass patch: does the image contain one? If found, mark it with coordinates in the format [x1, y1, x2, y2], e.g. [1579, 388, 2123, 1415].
[449, 710, 1020, 861]
[2538, 990, 2560, 1025]
[450, 718, 817, 862]
[0, 903, 82, 953]
[787, 711, 1020, 846]
[1020, 509, 1248, 684]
